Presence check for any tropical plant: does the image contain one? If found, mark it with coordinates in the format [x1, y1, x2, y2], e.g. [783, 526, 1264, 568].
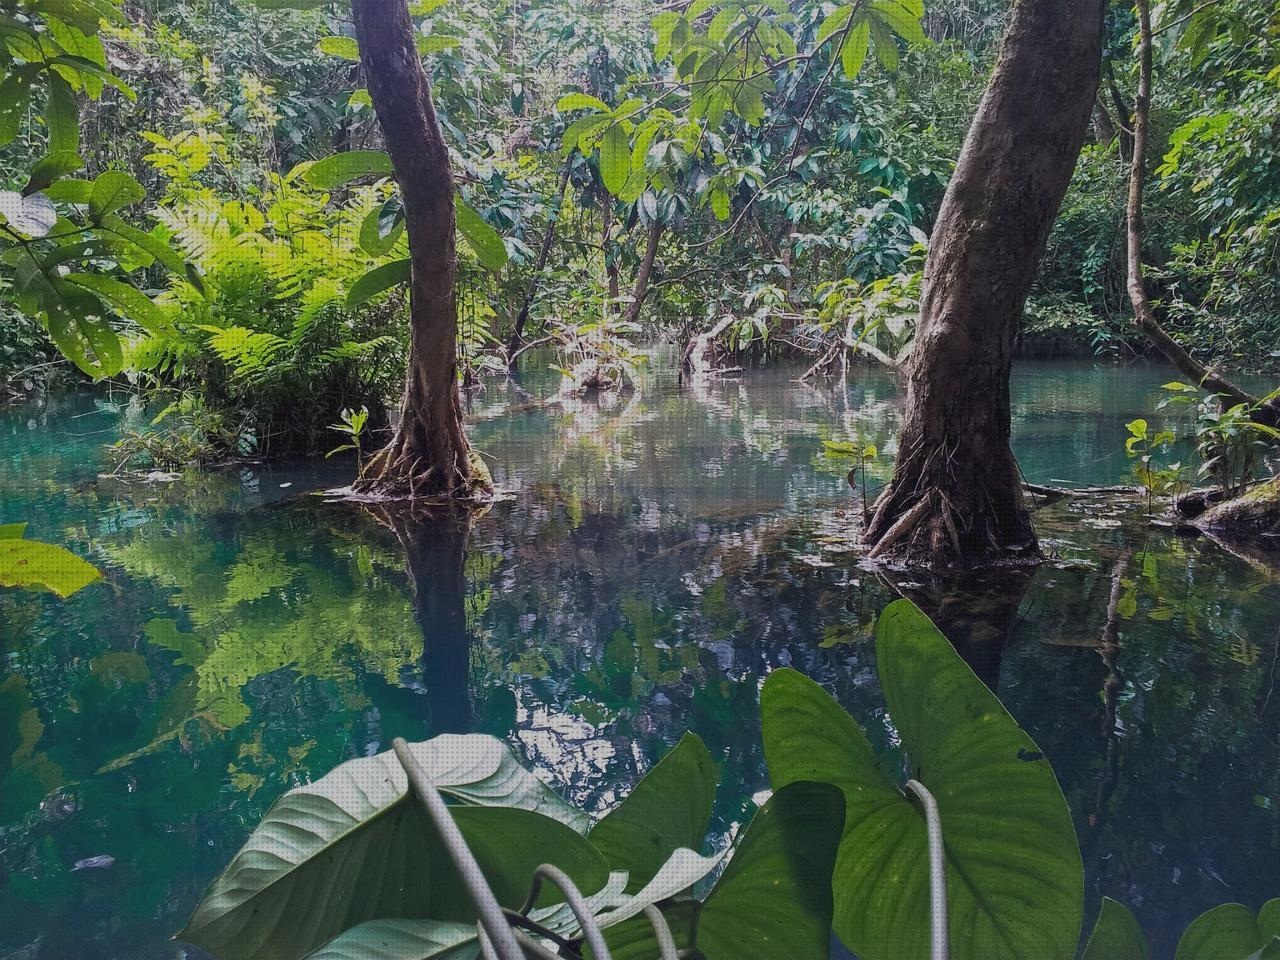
[188, 598, 1280, 960]
[0, 522, 101, 597]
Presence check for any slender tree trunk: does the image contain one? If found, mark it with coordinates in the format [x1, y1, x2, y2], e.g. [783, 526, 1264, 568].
[864, 0, 1104, 567]
[350, 0, 491, 500]
[508, 156, 574, 361]
[602, 196, 619, 310]
[1126, 0, 1280, 429]
[622, 220, 663, 324]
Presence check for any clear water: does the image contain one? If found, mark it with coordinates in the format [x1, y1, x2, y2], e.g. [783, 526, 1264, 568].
[1, 356, 1278, 958]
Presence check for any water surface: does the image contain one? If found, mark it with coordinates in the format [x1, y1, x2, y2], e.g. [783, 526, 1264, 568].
[1, 356, 1278, 958]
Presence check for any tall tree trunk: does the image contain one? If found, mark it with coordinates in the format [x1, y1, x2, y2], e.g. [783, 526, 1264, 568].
[350, 0, 491, 500]
[508, 155, 574, 362]
[1126, 0, 1280, 429]
[864, 0, 1103, 567]
[622, 220, 663, 324]
[602, 196, 619, 311]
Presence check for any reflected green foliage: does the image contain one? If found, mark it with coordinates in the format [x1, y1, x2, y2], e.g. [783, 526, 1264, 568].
[0, 522, 101, 597]
[2, 364, 1280, 958]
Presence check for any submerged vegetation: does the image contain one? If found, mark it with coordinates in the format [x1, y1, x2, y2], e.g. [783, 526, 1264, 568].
[3, 0, 1280, 956]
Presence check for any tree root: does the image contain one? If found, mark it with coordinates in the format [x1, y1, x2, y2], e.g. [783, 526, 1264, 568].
[867, 496, 933, 559]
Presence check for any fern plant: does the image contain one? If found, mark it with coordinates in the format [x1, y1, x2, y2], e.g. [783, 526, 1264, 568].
[123, 149, 408, 458]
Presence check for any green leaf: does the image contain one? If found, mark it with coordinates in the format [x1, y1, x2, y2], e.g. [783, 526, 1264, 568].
[590, 732, 716, 893]
[316, 35, 360, 60]
[456, 199, 507, 272]
[416, 35, 460, 55]
[0, 532, 102, 597]
[709, 185, 730, 221]
[602, 781, 845, 960]
[762, 600, 1083, 960]
[48, 55, 134, 99]
[1082, 898, 1148, 960]
[303, 150, 393, 189]
[358, 198, 404, 256]
[556, 92, 610, 113]
[25, 150, 85, 194]
[1175, 901, 1280, 960]
[816, 5, 853, 46]
[181, 735, 603, 960]
[563, 114, 610, 156]
[0, 190, 57, 237]
[841, 20, 871, 80]
[89, 170, 145, 218]
[599, 123, 630, 196]
[97, 215, 186, 274]
[244, 0, 329, 7]
[347, 258, 411, 307]
[871, 0, 926, 45]
[0, 72, 33, 146]
[64, 273, 169, 333]
[869, 19, 900, 71]
[45, 73, 80, 154]
[44, 278, 123, 378]
[300, 919, 478, 960]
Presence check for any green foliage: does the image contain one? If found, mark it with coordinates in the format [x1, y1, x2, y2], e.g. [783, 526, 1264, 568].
[0, 522, 102, 597]
[1081, 898, 1148, 960]
[1173, 900, 1280, 960]
[762, 600, 1083, 960]
[1159, 383, 1280, 495]
[186, 731, 843, 960]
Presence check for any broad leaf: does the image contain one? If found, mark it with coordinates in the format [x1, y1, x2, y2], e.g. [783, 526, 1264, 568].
[65, 273, 169, 333]
[182, 735, 601, 960]
[303, 150, 393, 189]
[347, 258, 411, 307]
[317, 36, 360, 60]
[599, 123, 630, 196]
[556, 92, 610, 113]
[44, 73, 81, 154]
[0, 533, 102, 597]
[44, 278, 123, 378]
[358, 198, 404, 256]
[0, 73, 33, 146]
[455, 201, 507, 272]
[96, 215, 186, 273]
[841, 20, 871, 80]
[301, 919, 478, 960]
[601, 781, 844, 960]
[761, 600, 1083, 960]
[1082, 898, 1148, 960]
[89, 170, 145, 219]
[590, 732, 716, 893]
[25, 151, 85, 194]
[1175, 901, 1280, 960]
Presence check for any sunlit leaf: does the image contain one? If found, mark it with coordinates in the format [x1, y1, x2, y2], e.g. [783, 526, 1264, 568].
[456, 199, 507, 272]
[303, 150, 393, 189]
[0, 530, 102, 597]
[762, 600, 1083, 960]
[590, 732, 716, 893]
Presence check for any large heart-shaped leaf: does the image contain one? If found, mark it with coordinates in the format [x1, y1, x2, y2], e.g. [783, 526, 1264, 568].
[1082, 898, 1148, 960]
[589, 732, 716, 893]
[301, 919, 478, 960]
[761, 599, 1083, 960]
[1175, 901, 1280, 960]
[600, 780, 844, 960]
[181, 735, 599, 960]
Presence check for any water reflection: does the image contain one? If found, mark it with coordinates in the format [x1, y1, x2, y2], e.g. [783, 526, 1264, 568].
[1, 359, 1278, 958]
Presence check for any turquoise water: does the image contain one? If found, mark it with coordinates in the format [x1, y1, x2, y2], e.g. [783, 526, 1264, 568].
[1, 356, 1278, 958]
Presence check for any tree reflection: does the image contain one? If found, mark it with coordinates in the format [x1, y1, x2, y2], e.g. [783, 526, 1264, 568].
[370, 503, 478, 735]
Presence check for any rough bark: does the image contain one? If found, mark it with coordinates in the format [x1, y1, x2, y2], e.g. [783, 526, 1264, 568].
[863, 0, 1104, 567]
[350, 0, 491, 500]
[508, 156, 574, 362]
[622, 220, 663, 324]
[1126, 0, 1280, 430]
[1194, 475, 1280, 541]
[602, 198, 620, 309]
